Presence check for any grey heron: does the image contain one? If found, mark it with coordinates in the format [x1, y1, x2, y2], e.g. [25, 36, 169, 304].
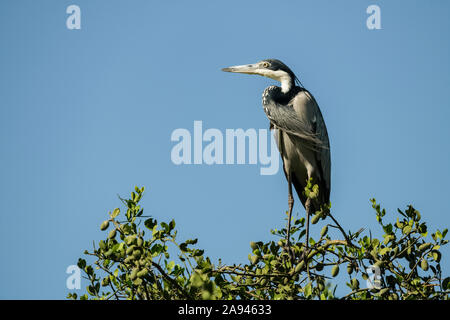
[222, 59, 331, 253]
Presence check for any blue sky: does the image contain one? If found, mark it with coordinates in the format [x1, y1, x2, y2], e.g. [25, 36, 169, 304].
[0, 0, 449, 299]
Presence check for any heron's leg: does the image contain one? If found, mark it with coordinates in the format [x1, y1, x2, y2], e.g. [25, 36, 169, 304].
[305, 198, 311, 252]
[303, 197, 313, 280]
[286, 175, 294, 260]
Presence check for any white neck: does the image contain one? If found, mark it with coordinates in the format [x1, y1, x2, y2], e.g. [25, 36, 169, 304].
[280, 76, 293, 93]
[260, 69, 293, 93]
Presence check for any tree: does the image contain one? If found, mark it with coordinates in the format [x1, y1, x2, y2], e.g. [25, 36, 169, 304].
[68, 185, 449, 300]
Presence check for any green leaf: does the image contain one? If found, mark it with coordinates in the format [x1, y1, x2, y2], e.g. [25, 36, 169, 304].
[250, 255, 259, 265]
[99, 240, 107, 250]
[86, 285, 96, 296]
[347, 263, 353, 274]
[167, 261, 175, 272]
[311, 213, 321, 225]
[379, 288, 389, 296]
[130, 267, 139, 280]
[418, 243, 432, 251]
[295, 261, 305, 273]
[101, 277, 110, 287]
[77, 258, 86, 269]
[137, 269, 148, 278]
[350, 278, 359, 290]
[442, 277, 450, 290]
[420, 259, 429, 271]
[331, 265, 339, 277]
[304, 282, 312, 298]
[108, 229, 117, 239]
[169, 219, 176, 231]
[402, 225, 412, 235]
[125, 235, 136, 246]
[186, 238, 198, 245]
[100, 220, 109, 231]
[431, 250, 441, 262]
[414, 210, 421, 221]
[111, 208, 120, 219]
[161, 222, 170, 232]
[144, 218, 157, 230]
[383, 224, 393, 234]
[320, 225, 328, 237]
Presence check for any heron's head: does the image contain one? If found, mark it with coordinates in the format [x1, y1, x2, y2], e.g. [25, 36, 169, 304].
[222, 59, 298, 93]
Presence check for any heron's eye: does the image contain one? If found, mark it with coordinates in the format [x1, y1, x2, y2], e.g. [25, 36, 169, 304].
[262, 62, 270, 68]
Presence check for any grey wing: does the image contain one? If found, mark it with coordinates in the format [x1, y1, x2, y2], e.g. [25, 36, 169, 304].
[264, 92, 327, 151]
[305, 91, 331, 202]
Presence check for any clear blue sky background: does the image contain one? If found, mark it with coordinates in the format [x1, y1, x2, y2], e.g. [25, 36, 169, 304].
[1, 0, 449, 299]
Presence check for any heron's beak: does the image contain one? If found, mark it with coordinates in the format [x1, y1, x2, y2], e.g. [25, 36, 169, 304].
[222, 63, 261, 75]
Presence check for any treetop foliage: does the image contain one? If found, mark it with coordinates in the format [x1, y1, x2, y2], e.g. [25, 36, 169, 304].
[68, 184, 449, 300]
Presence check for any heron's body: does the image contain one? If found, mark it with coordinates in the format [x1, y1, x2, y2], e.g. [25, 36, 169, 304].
[222, 59, 331, 250]
[263, 85, 330, 213]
